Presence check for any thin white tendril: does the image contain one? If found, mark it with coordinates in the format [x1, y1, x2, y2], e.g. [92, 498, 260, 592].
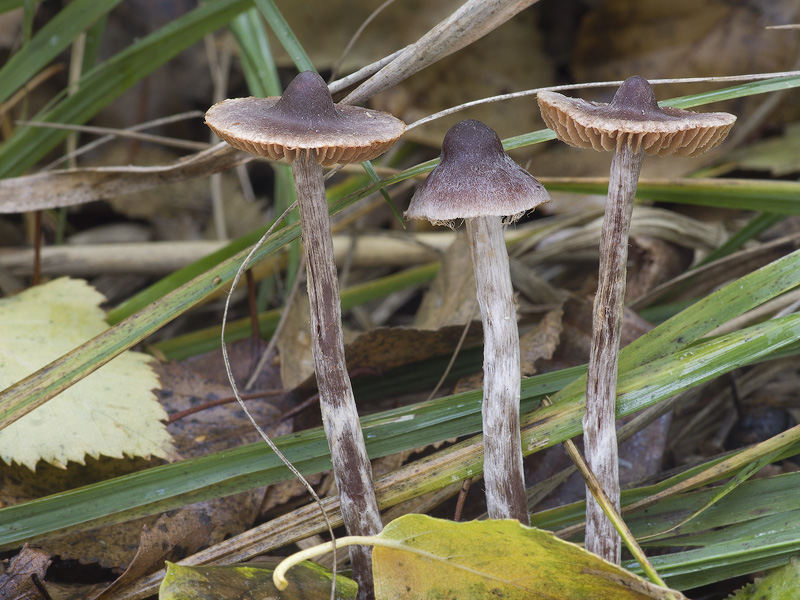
[406, 70, 800, 131]
[220, 200, 338, 597]
[245, 257, 306, 391]
[425, 300, 477, 403]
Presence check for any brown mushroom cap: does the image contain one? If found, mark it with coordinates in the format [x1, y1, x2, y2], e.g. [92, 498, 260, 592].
[205, 70, 405, 167]
[405, 119, 550, 224]
[537, 75, 736, 157]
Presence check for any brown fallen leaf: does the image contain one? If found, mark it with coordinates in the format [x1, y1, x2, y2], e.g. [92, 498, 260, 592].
[344, 324, 484, 374]
[0, 544, 52, 600]
[520, 307, 564, 376]
[90, 509, 215, 600]
[626, 235, 693, 302]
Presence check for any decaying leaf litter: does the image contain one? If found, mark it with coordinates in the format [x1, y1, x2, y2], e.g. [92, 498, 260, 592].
[1, 1, 800, 599]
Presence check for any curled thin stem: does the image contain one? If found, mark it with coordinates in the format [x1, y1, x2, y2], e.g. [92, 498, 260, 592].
[219, 201, 339, 597]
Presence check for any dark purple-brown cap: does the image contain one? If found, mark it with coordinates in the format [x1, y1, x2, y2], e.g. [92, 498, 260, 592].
[405, 119, 550, 224]
[537, 76, 736, 157]
[205, 70, 405, 167]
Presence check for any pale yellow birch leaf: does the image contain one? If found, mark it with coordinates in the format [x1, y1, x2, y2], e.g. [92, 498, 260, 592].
[0, 277, 175, 469]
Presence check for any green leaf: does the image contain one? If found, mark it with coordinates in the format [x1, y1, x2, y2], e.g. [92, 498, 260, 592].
[725, 558, 800, 600]
[160, 560, 357, 600]
[276, 515, 684, 599]
[373, 516, 683, 598]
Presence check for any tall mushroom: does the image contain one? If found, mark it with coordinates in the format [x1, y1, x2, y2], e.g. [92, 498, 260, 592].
[405, 119, 550, 524]
[205, 70, 405, 597]
[537, 76, 735, 562]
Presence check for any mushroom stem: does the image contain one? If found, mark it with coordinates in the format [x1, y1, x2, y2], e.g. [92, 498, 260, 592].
[584, 142, 643, 564]
[466, 215, 529, 525]
[291, 153, 381, 599]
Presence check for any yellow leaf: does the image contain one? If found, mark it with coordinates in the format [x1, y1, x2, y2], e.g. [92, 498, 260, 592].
[372, 515, 685, 599]
[0, 278, 174, 469]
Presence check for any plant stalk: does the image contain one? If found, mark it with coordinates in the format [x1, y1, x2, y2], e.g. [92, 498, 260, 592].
[291, 153, 381, 599]
[583, 143, 643, 563]
[466, 215, 528, 524]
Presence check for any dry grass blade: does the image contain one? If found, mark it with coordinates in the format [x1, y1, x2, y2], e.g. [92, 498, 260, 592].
[0, 241, 227, 277]
[342, 0, 542, 105]
[0, 143, 252, 213]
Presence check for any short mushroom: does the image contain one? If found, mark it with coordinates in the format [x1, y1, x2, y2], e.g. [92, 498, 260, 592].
[405, 119, 550, 524]
[538, 76, 735, 562]
[205, 70, 405, 598]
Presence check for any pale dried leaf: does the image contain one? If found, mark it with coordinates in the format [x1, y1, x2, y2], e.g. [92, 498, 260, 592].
[276, 293, 316, 389]
[0, 278, 175, 469]
[413, 233, 478, 329]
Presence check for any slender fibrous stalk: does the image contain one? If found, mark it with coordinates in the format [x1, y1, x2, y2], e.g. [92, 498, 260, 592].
[292, 152, 382, 599]
[467, 215, 528, 525]
[583, 142, 643, 564]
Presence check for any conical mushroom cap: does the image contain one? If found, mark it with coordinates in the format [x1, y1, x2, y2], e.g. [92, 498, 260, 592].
[405, 119, 550, 225]
[537, 75, 736, 157]
[205, 70, 406, 167]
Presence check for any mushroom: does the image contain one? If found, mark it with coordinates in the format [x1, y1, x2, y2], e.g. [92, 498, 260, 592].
[537, 76, 735, 562]
[405, 119, 550, 524]
[205, 70, 405, 597]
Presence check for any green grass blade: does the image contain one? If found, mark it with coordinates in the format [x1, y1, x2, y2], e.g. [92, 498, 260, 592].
[548, 248, 800, 406]
[0, 1, 24, 12]
[229, 8, 282, 97]
[253, 0, 314, 72]
[662, 74, 800, 109]
[0, 0, 122, 107]
[153, 262, 440, 360]
[0, 0, 252, 178]
[540, 468, 800, 589]
[0, 367, 578, 547]
[696, 212, 784, 267]
[637, 448, 788, 544]
[634, 524, 800, 589]
[540, 178, 800, 214]
[106, 223, 273, 323]
[1, 310, 797, 548]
